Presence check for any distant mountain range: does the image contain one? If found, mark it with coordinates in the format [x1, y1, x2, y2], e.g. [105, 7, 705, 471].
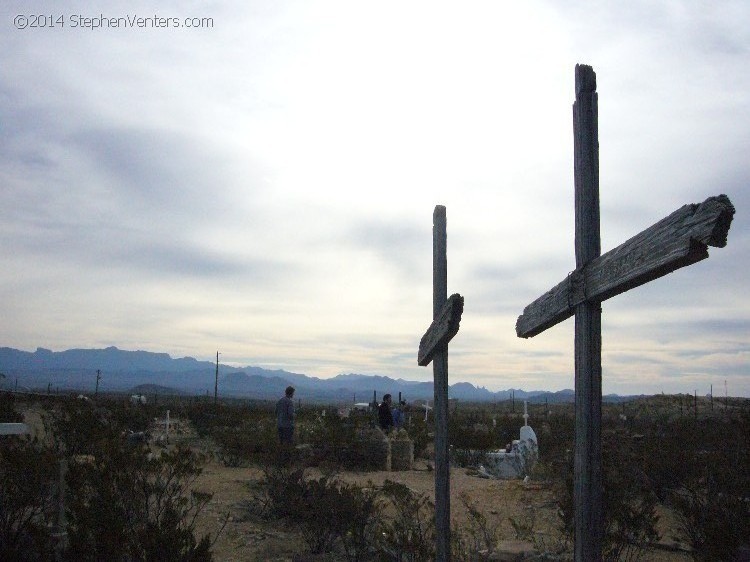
[0, 346, 635, 403]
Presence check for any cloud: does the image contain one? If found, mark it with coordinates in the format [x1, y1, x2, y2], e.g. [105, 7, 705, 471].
[0, 0, 748, 396]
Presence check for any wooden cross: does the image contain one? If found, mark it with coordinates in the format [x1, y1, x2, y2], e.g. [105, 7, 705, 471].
[516, 64, 734, 561]
[418, 205, 464, 562]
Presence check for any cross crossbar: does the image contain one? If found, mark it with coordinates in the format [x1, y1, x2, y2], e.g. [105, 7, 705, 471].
[516, 195, 734, 338]
[418, 293, 464, 366]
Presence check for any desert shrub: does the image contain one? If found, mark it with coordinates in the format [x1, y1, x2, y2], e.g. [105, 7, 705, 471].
[490, 413, 524, 448]
[602, 436, 660, 560]
[638, 418, 697, 502]
[213, 420, 277, 467]
[259, 456, 308, 521]
[212, 427, 247, 467]
[449, 413, 498, 452]
[407, 416, 431, 459]
[671, 484, 748, 562]
[667, 414, 750, 561]
[51, 399, 122, 456]
[458, 492, 501, 556]
[336, 481, 381, 561]
[109, 400, 158, 433]
[292, 411, 394, 471]
[46, 398, 219, 561]
[63, 443, 215, 562]
[256, 456, 381, 559]
[184, 401, 278, 465]
[296, 412, 355, 463]
[449, 425, 496, 453]
[257, 454, 444, 560]
[296, 474, 348, 554]
[185, 400, 271, 439]
[556, 430, 660, 561]
[0, 391, 24, 423]
[378, 479, 436, 561]
[184, 401, 221, 438]
[537, 412, 574, 465]
[0, 399, 58, 562]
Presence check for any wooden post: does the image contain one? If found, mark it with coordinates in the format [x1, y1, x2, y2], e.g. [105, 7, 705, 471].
[572, 64, 603, 562]
[432, 205, 450, 561]
[214, 351, 219, 406]
[53, 458, 68, 559]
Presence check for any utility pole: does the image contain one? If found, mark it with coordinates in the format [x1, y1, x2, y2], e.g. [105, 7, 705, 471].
[95, 369, 101, 397]
[214, 352, 219, 406]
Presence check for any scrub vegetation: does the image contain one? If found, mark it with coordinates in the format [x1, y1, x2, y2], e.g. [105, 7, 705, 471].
[1, 391, 748, 560]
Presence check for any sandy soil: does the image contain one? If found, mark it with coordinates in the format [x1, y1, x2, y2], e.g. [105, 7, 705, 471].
[191, 455, 692, 561]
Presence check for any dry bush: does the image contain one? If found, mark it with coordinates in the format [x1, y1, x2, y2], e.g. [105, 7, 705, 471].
[0, 394, 58, 561]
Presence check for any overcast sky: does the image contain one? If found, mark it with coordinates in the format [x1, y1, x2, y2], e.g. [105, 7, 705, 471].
[1, 1, 748, 396]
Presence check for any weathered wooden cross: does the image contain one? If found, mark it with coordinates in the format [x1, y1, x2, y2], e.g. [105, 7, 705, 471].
[516, 64, 735, 561]
[418, 205, 464, 562]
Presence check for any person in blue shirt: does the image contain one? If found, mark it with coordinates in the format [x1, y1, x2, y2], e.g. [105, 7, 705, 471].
[392, 400, 407, 430]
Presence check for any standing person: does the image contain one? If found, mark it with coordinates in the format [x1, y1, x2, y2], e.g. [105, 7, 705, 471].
[378, 393, 394, 433]
[276, 386, 295, 444]
[392, 400, 407, 430]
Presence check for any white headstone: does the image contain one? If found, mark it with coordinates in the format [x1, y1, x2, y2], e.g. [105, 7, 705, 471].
[483, 404, 539, 479]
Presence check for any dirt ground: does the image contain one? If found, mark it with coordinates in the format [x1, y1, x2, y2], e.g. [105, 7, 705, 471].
[191, 455, 692, 561]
